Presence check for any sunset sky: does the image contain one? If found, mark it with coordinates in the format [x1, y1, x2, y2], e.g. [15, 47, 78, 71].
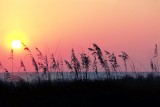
[0, 0, 160, 72]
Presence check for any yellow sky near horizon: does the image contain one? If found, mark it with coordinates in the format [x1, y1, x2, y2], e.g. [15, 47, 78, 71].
[0, 0, 160, 71]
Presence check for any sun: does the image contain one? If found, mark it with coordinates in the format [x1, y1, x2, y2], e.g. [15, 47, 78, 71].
[11, 40, 22, 49]
[4, 31, 29, 50]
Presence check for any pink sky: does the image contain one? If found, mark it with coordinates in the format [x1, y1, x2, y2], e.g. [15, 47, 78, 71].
[0, 0, 160, 72]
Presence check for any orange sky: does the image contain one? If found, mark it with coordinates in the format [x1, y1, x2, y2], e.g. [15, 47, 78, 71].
[0, 0, 160, 72]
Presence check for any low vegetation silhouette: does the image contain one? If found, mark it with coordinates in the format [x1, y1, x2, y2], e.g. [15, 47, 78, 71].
[0, 43, 160, 107]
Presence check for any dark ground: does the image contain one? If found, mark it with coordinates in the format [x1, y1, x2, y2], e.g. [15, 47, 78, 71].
[0, 77, 160, 107]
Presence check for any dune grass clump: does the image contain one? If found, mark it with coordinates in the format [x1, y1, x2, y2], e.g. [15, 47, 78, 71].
[0, 43, 160, 83]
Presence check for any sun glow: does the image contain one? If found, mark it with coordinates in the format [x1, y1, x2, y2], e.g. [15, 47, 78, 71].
[4, 31, 29, 50]
[11, 40, 22, 49]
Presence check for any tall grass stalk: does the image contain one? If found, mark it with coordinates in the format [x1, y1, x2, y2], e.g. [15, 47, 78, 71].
[119, 51, 129, 71]
[22, 43, 40, 83]
[153, 44, 159, 72]
[93, 44, 111, 78]
[80, 52, 91, 80]
[71, 49, 81, 80]
[65, 60, 73, 79]
[50, 54, 57, 80]
[20, 60, 28, 83]
[88, 48, 98, 79]
[89, 44, 111, 79]
[108, 52, 122, 78]
[0, 62, 11, 81]
[9, 49, 14, 78]
[56, 60, 64, 80]
[36, 48, 50, 81]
